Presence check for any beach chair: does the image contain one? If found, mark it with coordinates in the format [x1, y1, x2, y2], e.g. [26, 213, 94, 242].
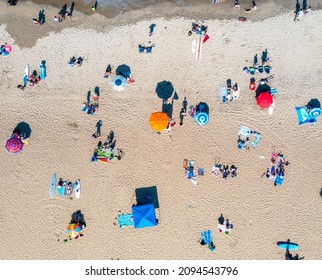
[249, 67, 255, 75]
[264, 65, 271, 74]
[258, 65, 263, 73]
[146, 46, 152, 53]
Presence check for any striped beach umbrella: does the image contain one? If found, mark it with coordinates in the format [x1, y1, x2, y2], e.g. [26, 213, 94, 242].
[111, 75, 127, 91]
[66, 223, 81, 239]
[195, 112, 209, 126]
[6, 136, 24, 153]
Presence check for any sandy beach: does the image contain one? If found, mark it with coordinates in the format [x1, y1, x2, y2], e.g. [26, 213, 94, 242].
[0, 1, 321, 260]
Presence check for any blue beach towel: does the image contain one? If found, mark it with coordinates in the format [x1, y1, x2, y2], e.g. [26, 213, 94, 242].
[201, 230, 212, 245]
[252, 133, 261, 147]
[295, 106, 316, 125]
[270, 88, 277, 95]
[117, 214, 134, 228]
[274, 174, 284, 186]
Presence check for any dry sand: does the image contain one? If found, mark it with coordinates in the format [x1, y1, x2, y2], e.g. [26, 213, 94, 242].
[0, 1, 321, 260]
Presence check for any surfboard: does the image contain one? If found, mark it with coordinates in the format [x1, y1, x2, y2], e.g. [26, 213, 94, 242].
[39, 64, 46, 80]
[49, 173, 56, 199]
[192, 39, 196, 54]
[268, 98, 275, 115]
[23, 64, 29, 86]
[75, 180, 81, 199]
[196, 36, 203, 61]
[277, 241, 299, 250]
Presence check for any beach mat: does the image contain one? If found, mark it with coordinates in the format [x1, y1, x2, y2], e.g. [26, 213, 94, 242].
[118, 214, 134, 228]
[295, 106, 316, 125]
[201, 230, 212, 245]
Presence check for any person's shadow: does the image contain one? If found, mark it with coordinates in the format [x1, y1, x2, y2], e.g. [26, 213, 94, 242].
[87, 90, 91, 103]
[295, 0, 300, 14]
[108, 130, 114, 143]
[96, 120, 102, 136]
[179, 97, 188, 126]
[162, 91, 178, 118]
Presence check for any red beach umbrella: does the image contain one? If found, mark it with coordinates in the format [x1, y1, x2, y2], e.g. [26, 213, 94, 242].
[257, 92, 273, 108]
[6, 136, 24, 153]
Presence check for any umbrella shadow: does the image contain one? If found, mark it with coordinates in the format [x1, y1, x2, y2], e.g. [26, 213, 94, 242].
[14, 122, 32, 138]
[162, 91, 179, 118]
[307, 98, 320, 109]
[196, 102, 209, 115]
[116, 64, 131, 78]
[135, 186, 159, 209]
[156, 80, 174, 100]
[255, 84, 271, 98]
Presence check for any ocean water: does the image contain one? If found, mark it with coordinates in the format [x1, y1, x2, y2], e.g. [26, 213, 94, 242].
[81, 0, 211, 17]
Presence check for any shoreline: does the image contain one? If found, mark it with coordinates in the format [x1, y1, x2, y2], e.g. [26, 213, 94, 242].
[3, 0, 322, 49]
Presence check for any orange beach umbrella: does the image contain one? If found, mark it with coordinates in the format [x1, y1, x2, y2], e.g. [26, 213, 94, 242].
[149, 112, 169, 132]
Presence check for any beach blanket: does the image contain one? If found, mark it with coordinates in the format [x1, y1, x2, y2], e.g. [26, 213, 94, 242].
[274, 174, 284, 186]
[201, 230, 212, 245]
[117, 214, 134, 228]
[238, 126, 251, 138]
[295, 106, 316, 125]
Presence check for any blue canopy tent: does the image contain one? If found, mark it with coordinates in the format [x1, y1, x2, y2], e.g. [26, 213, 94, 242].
[132, 204, 157, 229]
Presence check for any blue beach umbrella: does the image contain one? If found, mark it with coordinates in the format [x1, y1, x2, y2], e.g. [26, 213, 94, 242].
[195, 112, 209, 126]
[309, 108, 322, 118]
[111, 75, 127, 91]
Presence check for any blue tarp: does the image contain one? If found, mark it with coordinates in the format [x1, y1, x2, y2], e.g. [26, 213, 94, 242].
[132, 204, 157, 229]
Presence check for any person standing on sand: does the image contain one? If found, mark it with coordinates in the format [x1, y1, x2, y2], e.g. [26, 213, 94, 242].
[92, 1, 98, 12]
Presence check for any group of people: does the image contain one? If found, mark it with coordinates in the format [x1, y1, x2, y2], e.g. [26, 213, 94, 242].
[68, 56, 84, 66]
[221, 80, 240, 102]
[57, 178, 76, 197]
[32, 10, 45, 25]
[7, 0, 18, 6]
[218, 213, 233, 235]
[262, 152, 289, 186]
[190, 22, 208, 36]
[294, 0, 311, 21]
[212, 161, 237, 179]
[243, 49, 271, 75]
[54, 2, 75, 22]
[0, 44, 12, 56]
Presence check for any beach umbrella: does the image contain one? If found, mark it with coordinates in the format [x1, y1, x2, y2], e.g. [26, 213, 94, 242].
[6, 136, 24, 153]
[195, 112, 209, 126]
[309, 107, 322, 118]
[66, 223, 81, 239]
[155, 81, 174, 100]
[256, 92, 273, 109]
[111, 75, 127, 91]
[132, 204, 157, 229]
[23, 64, 29, 87]
[149, 112, 169, 132]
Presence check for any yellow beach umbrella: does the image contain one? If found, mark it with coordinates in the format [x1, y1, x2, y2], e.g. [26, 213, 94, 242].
[149, 112, 169, 132]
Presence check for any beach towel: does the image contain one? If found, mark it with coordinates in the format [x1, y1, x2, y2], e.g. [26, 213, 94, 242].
[251, 133, 261, 147]
[220, 86, 228, 103]
[274, 174, 284, 186]
[295, 106, 316, 125]
[238, 126, 251, 138]
[270, 88, 277, 95]
[201, 230, 212, 245]
[117, 214, 134, 228]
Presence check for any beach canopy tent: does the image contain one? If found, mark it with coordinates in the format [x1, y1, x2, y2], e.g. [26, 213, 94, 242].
[6, 135, 24, 153]
[149, 112, 169, 132]
[132, 204, 157, 229]
[66, 223, 81, 239]
[256, 92, 273, 108]
[111, 75, 127, 91]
